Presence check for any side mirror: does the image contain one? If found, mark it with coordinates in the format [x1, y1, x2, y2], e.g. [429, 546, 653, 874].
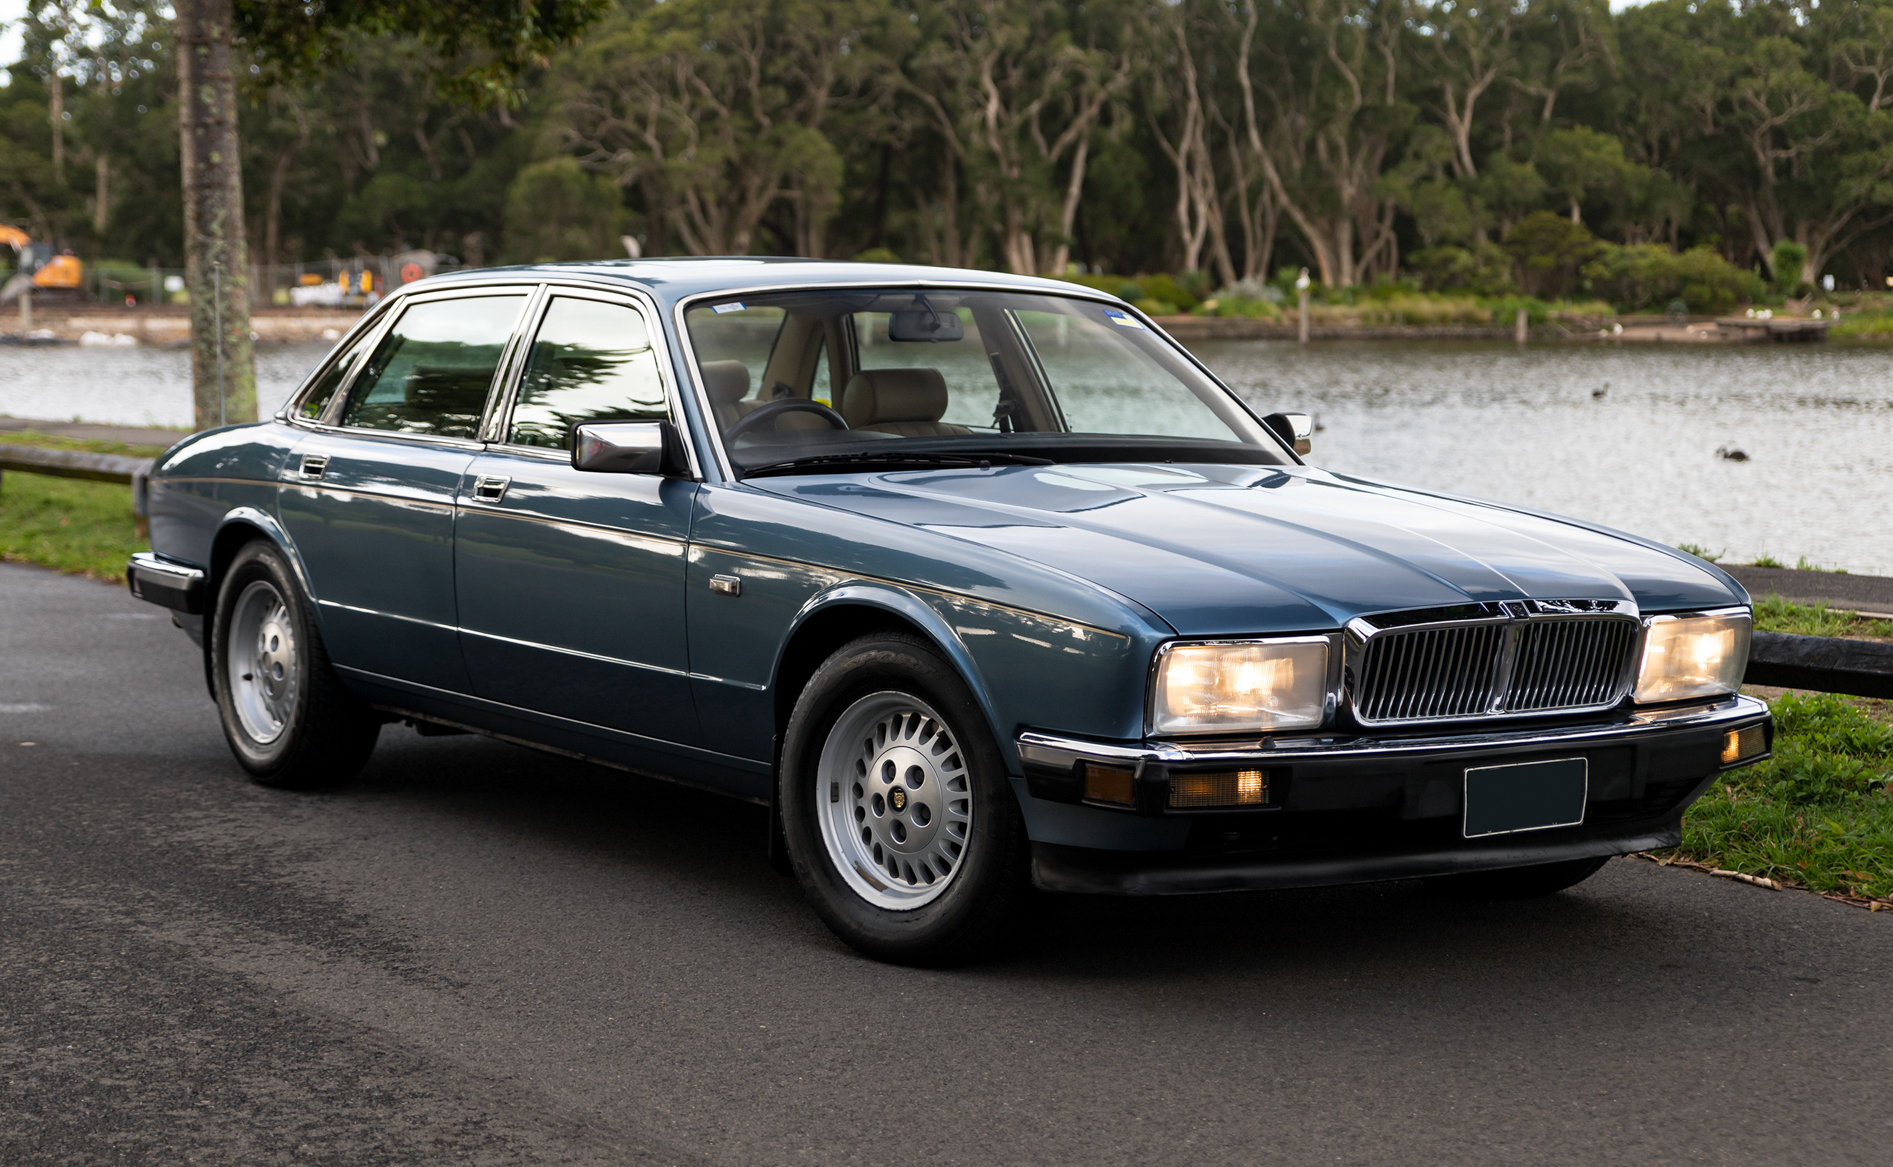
[1263, 411, 1313, 456]
[572, 421, 690, 476]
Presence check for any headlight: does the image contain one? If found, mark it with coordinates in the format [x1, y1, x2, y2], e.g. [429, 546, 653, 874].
[1151, 638, 1330, 734]
[1633, 610, 1750, 704]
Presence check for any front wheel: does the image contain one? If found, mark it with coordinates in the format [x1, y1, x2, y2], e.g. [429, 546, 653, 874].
[780, 633, 1030, 965]
[210, 539, 380, 789]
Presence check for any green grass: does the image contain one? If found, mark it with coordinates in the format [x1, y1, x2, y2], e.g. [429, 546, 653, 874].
[1751, 594, 1893, 639]
[0, 472, 147, 581]
[0, 430, 171, 458]
[1673, 692, 1893, 904]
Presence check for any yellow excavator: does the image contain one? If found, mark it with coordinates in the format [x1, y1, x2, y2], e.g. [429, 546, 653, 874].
[1, 224, 84, 303]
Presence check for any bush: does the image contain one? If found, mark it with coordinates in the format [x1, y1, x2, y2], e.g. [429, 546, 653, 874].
[1405, 243, 1517, 296]
[1138, 273, 1198, 312]
[502, 157, 625, 263]
[852, 247, 901, 263]
[1502, 212, 1603, 299]
[1580, 244, 1763, 314]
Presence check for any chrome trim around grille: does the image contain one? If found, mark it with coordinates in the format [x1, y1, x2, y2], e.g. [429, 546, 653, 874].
[1343, 599, 1639, 727]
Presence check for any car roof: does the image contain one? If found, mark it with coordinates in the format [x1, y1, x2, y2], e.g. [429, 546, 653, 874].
[401, 257, 1115, 311]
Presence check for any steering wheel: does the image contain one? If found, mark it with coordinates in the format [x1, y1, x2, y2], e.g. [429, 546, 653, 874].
[724, 398, 849, 440]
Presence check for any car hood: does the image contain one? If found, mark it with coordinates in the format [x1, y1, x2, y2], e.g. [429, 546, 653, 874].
[758, 463, 1747, 635]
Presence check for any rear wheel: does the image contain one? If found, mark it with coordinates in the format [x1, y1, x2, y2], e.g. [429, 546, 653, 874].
[210, 540, 379, 789]
[780, 633, 1029, 965]
[1425, 855, 1610, 899]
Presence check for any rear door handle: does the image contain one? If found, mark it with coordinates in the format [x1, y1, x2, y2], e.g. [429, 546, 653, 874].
[471, 475, 510, 503]
[298, 453, 329, 480]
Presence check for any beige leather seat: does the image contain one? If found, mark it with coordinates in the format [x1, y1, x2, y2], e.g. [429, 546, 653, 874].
[700, 360, 752, 430]
[840, 369, 971, 437]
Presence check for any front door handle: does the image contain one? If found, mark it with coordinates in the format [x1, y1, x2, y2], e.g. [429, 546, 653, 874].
[471, 475, 510, 503]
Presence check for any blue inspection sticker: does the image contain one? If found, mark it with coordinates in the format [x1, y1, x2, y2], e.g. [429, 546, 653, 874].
[1102, 307, 1145, 330]
[711, 302, 746, 314]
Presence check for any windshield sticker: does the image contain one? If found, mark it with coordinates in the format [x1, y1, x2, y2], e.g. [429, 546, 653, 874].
[711, 302, 746, 314]
[1102, 307, 1145, 330]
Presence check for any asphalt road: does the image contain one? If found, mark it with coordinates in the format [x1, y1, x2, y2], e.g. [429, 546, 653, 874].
[2, 559, 1889, 1166]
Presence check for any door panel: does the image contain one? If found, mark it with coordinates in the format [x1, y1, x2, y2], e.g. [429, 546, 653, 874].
[279, 290, 528, 694]
[453, 292, 700, 744]
[455, 456, 699, 740]
[280, 431, 474, 692]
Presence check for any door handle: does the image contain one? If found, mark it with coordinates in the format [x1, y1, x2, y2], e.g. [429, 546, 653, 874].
[471, 475, 510, 503]
[298, 453, 329, 480]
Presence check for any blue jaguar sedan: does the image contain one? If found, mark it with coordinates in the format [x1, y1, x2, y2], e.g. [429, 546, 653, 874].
[127, 259, 1770, 963]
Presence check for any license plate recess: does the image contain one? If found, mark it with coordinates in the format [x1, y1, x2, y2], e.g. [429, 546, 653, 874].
[1463, 757, 1588, 838]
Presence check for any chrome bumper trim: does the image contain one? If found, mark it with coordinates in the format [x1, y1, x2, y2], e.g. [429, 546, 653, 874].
[1018, 695, 1768, 771]
[126, 551, 207, 615]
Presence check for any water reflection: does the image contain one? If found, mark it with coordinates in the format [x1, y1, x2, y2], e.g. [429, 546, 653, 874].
[1196, 340, 1893, 576]
[3, 335, 1888, 574]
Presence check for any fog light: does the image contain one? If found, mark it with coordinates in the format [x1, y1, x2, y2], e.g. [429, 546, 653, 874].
[1721, 725, 1766, 765]
[1083, 763, 1135, 806]
[1169, 769, 1269, 808]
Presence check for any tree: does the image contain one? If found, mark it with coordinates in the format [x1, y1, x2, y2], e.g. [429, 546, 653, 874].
[156, 0, 613, 432]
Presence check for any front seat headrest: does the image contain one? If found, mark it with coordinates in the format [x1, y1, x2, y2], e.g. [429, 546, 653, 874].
[841, 368, 950, 427]
[700, 360, 751, 404]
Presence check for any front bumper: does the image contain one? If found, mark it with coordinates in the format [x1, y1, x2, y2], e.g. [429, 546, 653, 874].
[1018, 695, 1771, 895]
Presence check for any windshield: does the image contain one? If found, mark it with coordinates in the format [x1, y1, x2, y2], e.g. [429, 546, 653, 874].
[682, 288, 1290, 475]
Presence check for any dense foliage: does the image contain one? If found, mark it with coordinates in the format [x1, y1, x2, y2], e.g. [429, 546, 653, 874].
[7, 0, 1893, 309]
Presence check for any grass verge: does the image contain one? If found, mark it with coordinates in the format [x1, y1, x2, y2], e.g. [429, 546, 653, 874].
[0, 430, 171, 458]
[1751, 594, 1893, 639]
[1661, 690, 1893, 907]
[0, 472, 147, 580]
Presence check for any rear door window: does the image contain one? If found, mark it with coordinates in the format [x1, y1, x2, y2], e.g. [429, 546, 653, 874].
[506, 297, 668, 450]
[341, 294, 527, 439]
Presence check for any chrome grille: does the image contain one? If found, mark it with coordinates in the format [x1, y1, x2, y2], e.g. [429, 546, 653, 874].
[1352, 608, 1636, 725]
[1506, 617, 1638, 713]
[1356, 623, 1505, 722]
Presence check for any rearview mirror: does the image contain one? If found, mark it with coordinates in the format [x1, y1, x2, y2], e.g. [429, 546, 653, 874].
[572, 421, 689, 476]
[1263, 412, 1313, 456]
[888, 306, 964, 342]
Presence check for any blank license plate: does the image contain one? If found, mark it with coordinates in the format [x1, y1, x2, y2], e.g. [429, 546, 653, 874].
[1463, 757, 1588, 838]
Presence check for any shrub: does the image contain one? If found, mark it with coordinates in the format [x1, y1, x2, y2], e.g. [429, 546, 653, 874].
[1580, 244, 1763, 314]
[1503, 212, 1603, 299]
[1405, 243, 1517, 296]
[1138, 273, 1198, 312]
[852, 247, 901, 263]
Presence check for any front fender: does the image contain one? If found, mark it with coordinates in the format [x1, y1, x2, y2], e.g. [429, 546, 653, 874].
[778, 582, 1009, 764]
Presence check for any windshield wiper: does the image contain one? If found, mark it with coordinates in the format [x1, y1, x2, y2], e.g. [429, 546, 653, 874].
[741, 450, 1053, 478]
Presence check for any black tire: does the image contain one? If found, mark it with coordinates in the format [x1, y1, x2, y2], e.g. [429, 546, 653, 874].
[209, 539, 380, 789]
[779, 632, 1030, 965]
[1425, 855, 1610, 899]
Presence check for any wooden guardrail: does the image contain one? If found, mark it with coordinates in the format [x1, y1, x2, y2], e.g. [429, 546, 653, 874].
[1745, 632, 1893, 700]
[0, 446, 156, 516]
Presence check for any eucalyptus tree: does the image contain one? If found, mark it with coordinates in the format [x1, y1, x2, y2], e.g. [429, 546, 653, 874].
[1236, 0, 1421, 286]
[554, 0, 892, 259]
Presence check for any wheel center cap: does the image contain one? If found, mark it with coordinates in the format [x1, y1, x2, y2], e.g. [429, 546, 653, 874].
[890, 788, 907, 811]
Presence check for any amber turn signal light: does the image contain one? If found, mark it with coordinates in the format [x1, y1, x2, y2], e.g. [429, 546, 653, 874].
[1083, 763, 1136, 806]
[1721, 725, 1767, 765]
[1169, 769, 1269, 808]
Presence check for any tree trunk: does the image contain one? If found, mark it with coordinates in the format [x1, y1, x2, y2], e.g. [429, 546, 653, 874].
[94, 155, 109, 234]
[177, 0, 256, 431]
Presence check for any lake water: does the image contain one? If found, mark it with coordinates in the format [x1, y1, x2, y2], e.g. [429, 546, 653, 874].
[3, 337, 1889, 575]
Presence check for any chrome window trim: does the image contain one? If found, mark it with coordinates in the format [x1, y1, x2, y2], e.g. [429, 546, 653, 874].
[1342, 598, 1643, 728]
[487, 280, 703, 481]
[669, 277, 1296, 483]
[1143, 634, 1345, 738]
